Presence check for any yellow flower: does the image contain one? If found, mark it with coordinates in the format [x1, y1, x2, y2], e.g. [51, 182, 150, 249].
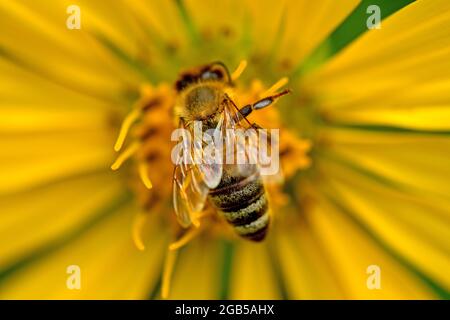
[0, 0, 449, 300]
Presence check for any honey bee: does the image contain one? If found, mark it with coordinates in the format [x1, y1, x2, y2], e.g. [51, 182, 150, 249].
[172, 62, 289, 241]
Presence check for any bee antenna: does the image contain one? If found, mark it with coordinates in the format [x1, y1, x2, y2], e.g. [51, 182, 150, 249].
[209, 61, 232, 83]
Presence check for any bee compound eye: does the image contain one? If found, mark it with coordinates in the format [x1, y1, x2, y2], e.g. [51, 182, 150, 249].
[201, 71, 217, 80]
[201, 69, 223, 81]
[175, 74, 196, 91]
[211, 69, 224, 79]
[175, 80, 186, 91]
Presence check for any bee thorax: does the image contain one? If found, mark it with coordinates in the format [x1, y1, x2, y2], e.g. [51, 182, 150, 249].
[185, 86, 221, 119]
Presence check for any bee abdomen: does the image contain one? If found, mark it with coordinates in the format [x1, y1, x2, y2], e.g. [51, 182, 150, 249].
[234, 210, 270, 242]
[221, 193, 267, 225]
[209, 174, 270, 242]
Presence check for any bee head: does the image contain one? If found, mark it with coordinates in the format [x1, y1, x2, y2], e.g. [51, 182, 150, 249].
[175, 62, 231, 92]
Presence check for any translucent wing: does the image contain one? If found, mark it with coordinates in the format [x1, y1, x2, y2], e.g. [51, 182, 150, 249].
[194, 116, 224, 189]
[172, 119, 224, 227]
[172, 162, 209, 227]
[223, 100, 284, 183]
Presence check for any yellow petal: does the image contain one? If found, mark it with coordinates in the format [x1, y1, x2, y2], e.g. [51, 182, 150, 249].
[322, 128, 450, 199]
[0, 129, 116, 194]
[323, 105, 450, 131]
[304, 0, 450, 130]
[0, 173, 123, 267]
[321, 159, 450, 291]
[0, 1, 141, 101]
[278, 0, 360, 67]
[273, 219, 343, 298]
[185, 0, 246, 41]
[0, 203, 167, 299]
[169, 237, 223, 299]
[0, 57, 121, 114]
[307, 193, 438, 299]
[229, 240, 280, 299]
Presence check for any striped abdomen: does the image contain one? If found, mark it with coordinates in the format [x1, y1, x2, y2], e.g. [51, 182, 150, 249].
[208, 167, 269, 241]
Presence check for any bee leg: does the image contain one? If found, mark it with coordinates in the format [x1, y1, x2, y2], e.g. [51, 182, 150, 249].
[249, 122, 274, 148]
[250, 122, 270, 136]
[238, 89, 291, 117]
[251, 123, 263, 130]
